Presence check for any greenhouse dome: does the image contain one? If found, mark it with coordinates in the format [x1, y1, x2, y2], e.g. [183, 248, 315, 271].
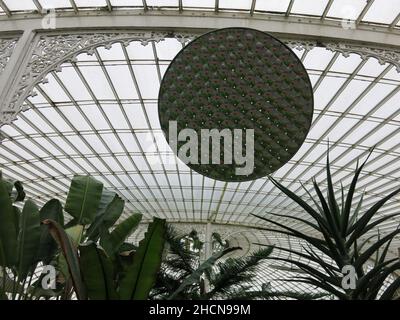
[0, 0, 399, 301]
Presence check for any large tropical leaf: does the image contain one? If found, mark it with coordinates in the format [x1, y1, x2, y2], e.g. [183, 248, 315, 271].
[65, 175, 103, 225]
[42, 219, 86, 300]
[0, 179, 18, 267]
[79, 243, 118, 300]
[36, 199, 64, 264]
[119, 217, 166, 300]
[1, 175, 26, 203]
[169, 246, 242, 300]
[17, 200, 41, 279]
[87, 194, 125, 241]
[100, 213, 142, 256]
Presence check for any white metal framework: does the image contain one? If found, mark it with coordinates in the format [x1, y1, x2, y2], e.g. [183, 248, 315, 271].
[0, 0, 399, 292]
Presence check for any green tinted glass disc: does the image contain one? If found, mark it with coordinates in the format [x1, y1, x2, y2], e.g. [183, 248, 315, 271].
[158, 28, 314, 182]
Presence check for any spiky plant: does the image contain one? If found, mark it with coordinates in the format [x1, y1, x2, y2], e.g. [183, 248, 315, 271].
[150, 227, 320, 300]
[252, 149, 400, 300]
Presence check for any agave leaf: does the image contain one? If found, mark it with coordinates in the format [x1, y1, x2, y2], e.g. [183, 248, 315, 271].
[256, 241, 340, 275]
[351, 234, 377, 256]
[302, 245, 339, 277]
[284, 277, 347, 300]
[265, 256, 340, 288]
[347, 187, 400, 237]
[353, 259, 399, 298]
[346, 212, 400, 248]
[300, 181, 324, 215]
[378, 274, 400, 300]
[267, 212, 321, 232]
[251, 214, 332, 257]
[325, 150, 342, 232]
[269, 176, 330, 230]
[354, 229, 400, 270]
[377, 236, 394, 265]
[312, 179, 346, 256]
[312, 179, 334, 232]
[348, 192, 364, 230]
[342, 155, 370, 235]
[259, 212, 341, 260]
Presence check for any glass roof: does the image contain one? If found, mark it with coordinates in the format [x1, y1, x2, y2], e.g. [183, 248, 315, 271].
[0, 0, 399, 28]
[1, 34, 399, 258]
[0, 1, 399, 299]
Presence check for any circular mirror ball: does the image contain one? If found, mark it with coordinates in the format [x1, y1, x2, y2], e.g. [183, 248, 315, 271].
[158, 28, 314, 182]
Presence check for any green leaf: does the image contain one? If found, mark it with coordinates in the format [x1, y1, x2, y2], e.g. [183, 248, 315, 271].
[169, 246, 242, 300]
[66, 225, 84, 245]
[42, 219, 86, 300]
[353, 259, 399, 298]
[100, 213, 142, 256]
[325, 150, 342, 232]
[346, 212, 400, 248]
[342, 152, 372, 235]
[347, 187, 400, 237]
[312, 179, 346, 257]
[119, 217, 166, 300]
[96, 189, 116, 217]
[0, 179, 18, 267]
[379, 276, 400, 300]
[65, 175, 103, 225]
[17, 200, 41, 279]
[12, 181, 26, 202]
[354, 229, 400, 269]
[87, 194, 125, 241]
[37, 199, 64, 264]
[79, 243, 118, 300]
[348, 192, 364, 230]
[269, 177, 329, 231]
[251, 213, 334, 259]
[2, 178, 26, 203]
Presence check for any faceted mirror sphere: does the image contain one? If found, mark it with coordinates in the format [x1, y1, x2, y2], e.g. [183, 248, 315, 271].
[158, 28, 314, 182]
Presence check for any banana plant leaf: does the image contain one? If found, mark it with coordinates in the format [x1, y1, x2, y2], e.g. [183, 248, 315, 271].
[36, 199, 64, 264]
[1, 176, 26, 203]
[119, 217, 166, 300]
[100, 213, 142, 256]
[79, 242, 118, 300]
[0, 180, 18, 267]
[86, 193, 125, 241]
[42, 219, 86, 300]
[17, 200, 41, 279]
[65, 175, 103, 225]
